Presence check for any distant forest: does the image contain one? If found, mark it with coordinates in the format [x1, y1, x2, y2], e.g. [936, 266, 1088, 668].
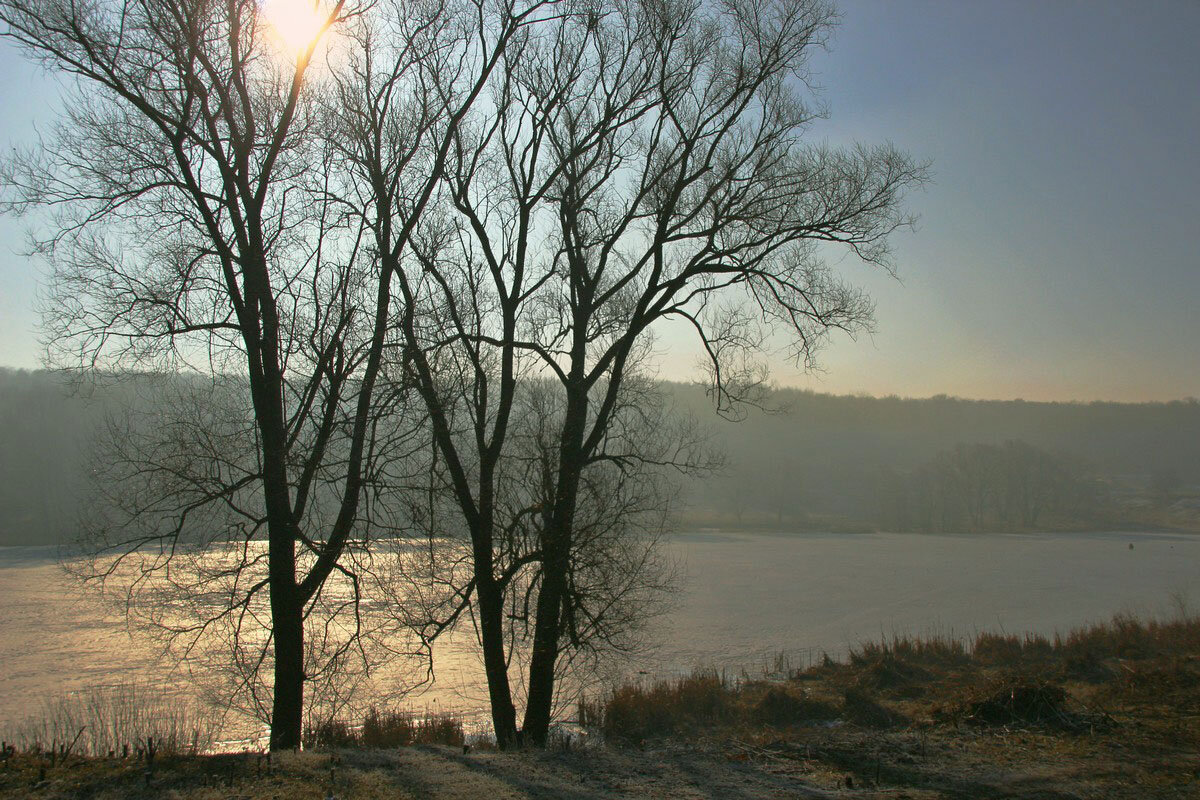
[2, 368, 1198, 545]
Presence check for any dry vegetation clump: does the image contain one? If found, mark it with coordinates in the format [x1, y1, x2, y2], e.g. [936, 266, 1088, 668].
[945, 678, 1112, 731]
[839, 686, 907, 728]
[850, 633, 970, 671]
[1113, 655, 1200, 705]
[7, 684, 217, 759]
[303, 708, 464, 750]
[971, 630, 1054, 666]
[749, 687, 840, 727]
[852, 652, 933, 697]
[577, 669, 737, 740]
[1055, 612, 1200, 660]
[577, 612, 1200, 797]
[577, 670, 902, 742]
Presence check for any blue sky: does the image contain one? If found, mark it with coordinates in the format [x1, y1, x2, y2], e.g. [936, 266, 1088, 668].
[1, 0, 1197, 401]
[0, 36, 50, 374]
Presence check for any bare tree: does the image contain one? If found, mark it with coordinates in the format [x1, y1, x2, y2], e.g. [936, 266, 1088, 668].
[3, 0, 923, 749]
[347, 0, 924, 745]
[508, 376, 707, 674]
[378, 369, 709, 747]
[0, 0, 479, 747]
[314, 0, 567, 747]
[489, 0, 924, 744]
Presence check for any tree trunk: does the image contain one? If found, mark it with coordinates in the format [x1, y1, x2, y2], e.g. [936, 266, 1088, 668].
[522, 540, 567, 745]
[476, 576, 519, 747]
[269, 541, 304, 750]
[522, 390, 587, 745]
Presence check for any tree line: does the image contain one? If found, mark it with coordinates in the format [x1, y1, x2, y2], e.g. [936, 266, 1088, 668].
[875, 440, 1095, 533]
[6, 372, 1198, 545]
[681, 386, 1200, 530]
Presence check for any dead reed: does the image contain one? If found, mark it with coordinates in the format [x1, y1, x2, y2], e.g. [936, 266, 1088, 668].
[303, 707, 464, 749]
[5, 683, 218, 758]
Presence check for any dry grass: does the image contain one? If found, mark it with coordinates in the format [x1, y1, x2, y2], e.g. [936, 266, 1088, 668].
[840, 612, 1200, 680]
[581, 612, 1200, 742]
[577, 668, 736, 740]
[850, 633, 970, 670]
[0, 749, 428, 799]
[749, 687, 840, 726]
[4, 684, 218, 759]
[574, 612, 1200, 798]
[303, 707, 464, 750]
[2, 613, 1198, 799]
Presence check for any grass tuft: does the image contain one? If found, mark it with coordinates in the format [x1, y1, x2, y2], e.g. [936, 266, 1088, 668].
[6, 683, 217, 758]
[303, 707, 464, 750]
[578, 669, 735, 740]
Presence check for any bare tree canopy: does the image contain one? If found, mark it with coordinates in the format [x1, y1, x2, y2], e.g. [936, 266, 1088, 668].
[0, 0, 526, 748]
[339, 0, 926, 745]
[3, 0, 924, 750]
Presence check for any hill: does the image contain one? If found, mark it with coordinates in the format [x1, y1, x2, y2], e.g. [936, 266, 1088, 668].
[2, 368, 1198, 545]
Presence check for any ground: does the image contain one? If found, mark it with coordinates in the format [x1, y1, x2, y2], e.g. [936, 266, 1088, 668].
[0, 744, 871, 799]
[3, 615, 1197, 798]
[3, 693, 1196, 799]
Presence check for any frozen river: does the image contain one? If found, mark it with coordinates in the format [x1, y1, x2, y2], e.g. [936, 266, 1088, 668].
[1, 529, 1196, 740]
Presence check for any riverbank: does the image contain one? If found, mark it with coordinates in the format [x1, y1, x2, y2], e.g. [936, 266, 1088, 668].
[2, 613, 1197, 798]
[577, 612, 1200, 798]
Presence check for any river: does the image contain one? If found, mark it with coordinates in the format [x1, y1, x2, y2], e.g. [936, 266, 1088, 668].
[1, 529, 1196, 742]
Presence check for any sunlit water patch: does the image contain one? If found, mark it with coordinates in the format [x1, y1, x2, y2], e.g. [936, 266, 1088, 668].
[1, 530, 1196, 744]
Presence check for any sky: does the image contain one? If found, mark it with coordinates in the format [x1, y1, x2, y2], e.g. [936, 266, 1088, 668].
[0, 0, 1197, 402]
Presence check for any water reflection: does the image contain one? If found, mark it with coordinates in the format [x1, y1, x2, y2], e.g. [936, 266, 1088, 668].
[2, 529, 1197, 743]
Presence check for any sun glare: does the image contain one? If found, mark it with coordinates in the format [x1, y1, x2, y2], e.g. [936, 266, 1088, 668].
[261, 0, 330, 54]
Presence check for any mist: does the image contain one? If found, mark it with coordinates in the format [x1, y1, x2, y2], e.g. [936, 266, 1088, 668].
[4, 367, 1197, 547]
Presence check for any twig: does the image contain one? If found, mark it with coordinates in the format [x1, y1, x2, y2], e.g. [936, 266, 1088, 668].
[63, 727, 87, 759]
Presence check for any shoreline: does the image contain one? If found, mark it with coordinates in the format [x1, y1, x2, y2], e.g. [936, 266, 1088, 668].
[2, 613, 1197, 798]
[3, 530, 1198, 747]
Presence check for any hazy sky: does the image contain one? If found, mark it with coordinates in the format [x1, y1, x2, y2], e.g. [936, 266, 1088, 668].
[1, 0, 1197, 402]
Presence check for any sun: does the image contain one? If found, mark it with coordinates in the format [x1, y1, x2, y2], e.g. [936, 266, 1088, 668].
[261, 0, 331, 55]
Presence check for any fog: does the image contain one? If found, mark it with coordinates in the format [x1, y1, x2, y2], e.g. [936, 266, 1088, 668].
[3, 367, 1198, 547]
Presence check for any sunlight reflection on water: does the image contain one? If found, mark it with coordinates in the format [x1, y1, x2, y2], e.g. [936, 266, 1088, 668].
[1, 530, 1196, 743]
